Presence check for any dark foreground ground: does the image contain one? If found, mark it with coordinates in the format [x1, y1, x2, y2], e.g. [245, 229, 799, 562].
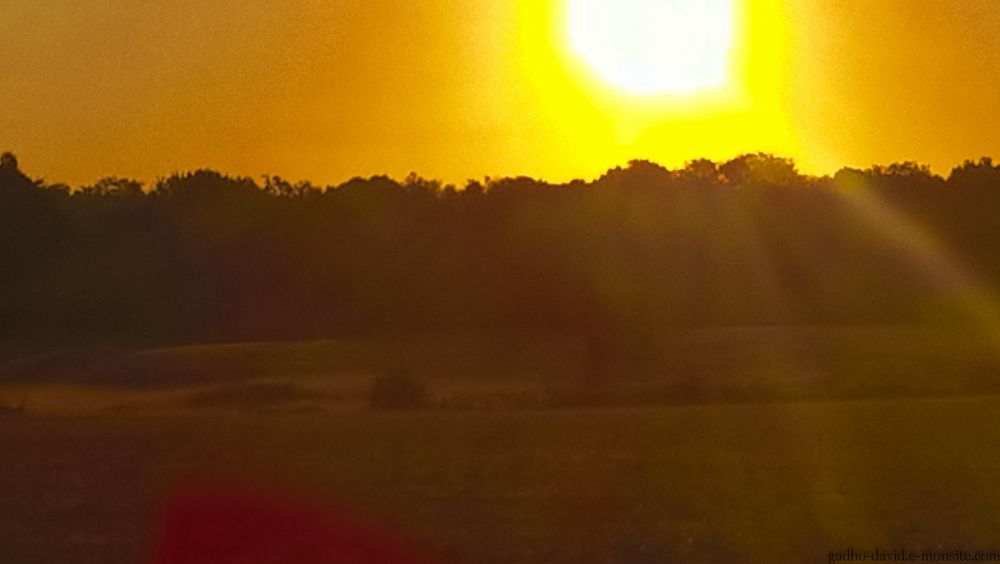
[3, 396, 1000, 564]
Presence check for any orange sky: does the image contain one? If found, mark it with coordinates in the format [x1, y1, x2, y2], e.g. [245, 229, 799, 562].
[2, 0, 999, 186]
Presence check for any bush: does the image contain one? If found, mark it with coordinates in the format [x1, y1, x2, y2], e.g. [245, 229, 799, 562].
[368, 370, 427, 411]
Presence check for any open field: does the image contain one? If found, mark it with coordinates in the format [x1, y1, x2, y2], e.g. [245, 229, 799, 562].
[3, 325, 1000, 415]
[2, 326, 1000, 562]
[3, 397, 1000, 563]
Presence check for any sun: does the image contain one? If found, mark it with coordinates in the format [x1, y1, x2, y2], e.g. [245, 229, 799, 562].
[568, 0, 735, 96]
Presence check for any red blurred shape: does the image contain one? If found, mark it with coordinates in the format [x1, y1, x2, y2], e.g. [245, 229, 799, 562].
[153, 483, 434, 564]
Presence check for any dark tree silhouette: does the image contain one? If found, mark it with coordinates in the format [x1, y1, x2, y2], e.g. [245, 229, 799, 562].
[2, 150, 1000, 346]
[0, 152, 18, 171]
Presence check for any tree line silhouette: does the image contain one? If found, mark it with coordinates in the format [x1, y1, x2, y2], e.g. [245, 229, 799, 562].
[3, 151, 1000, 346]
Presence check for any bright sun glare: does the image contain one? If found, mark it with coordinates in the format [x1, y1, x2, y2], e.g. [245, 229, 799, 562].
[568, 0, 735, 96]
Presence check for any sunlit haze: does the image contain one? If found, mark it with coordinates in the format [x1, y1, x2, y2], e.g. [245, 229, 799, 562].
[2, 0, 1000, 185]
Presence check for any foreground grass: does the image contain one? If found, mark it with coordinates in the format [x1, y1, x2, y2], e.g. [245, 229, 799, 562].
[2, 396, 1000, 563]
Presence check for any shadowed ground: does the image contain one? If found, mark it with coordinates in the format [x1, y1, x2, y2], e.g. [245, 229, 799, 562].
[2, 395, 999, 563]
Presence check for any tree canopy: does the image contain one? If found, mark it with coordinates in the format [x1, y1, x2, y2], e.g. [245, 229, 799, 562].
[2, 152, 999, 345]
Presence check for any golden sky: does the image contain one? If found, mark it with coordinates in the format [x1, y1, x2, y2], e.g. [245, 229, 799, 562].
[2, 0, 999, 186]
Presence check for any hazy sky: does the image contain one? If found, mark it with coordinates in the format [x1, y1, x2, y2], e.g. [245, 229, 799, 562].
[2, 0, 999, 186]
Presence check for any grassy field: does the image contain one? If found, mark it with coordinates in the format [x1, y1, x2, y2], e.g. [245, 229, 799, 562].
[2, 326, 1000, 563]
[3, 397, 1000, 563]
[3, 325, 1000, 414]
